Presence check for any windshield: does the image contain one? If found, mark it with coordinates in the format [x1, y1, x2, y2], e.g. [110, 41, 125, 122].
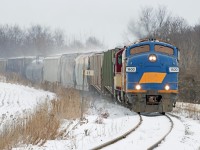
[154, 45, 174, 55]
[130, 45, 150, 55]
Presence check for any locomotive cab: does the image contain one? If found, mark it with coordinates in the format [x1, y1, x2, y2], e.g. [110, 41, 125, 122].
[122, 39, 179, 113]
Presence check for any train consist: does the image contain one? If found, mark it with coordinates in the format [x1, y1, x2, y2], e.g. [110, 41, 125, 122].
[0, 39, 179, 114]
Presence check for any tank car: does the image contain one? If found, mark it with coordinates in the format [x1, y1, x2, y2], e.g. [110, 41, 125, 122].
[114, 39, 179, 114]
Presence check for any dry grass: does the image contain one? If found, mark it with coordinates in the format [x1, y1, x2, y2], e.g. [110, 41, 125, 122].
[52, 88, 82, 119]
[0, 73, 85, 149]
[40, 81, 83, 120]
[3, 72, 31, 86]
[0, 101, 60, 149]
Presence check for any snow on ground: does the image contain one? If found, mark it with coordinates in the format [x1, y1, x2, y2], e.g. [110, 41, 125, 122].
[155, 113, 200, 150]
[71, 98, 140, 149]
[161, 103, 200, 150]
[15, 99, 200, 150]
[105, 113, 171, 150]
[1, 81, 200, 150]
[0, 82, 55, 133]
[154, 102, 200, 150]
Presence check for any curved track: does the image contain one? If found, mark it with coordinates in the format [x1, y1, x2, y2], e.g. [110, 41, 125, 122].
[147, 114, 173, 150]
[92, 113, 174, 150]
[92, 114, 142, 150]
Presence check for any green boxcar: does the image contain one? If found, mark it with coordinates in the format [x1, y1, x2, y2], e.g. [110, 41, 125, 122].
[102, 48, 120, 95]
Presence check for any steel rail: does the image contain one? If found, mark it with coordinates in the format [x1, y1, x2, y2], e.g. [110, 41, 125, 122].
[147, 114, 174, 150]
[92, 114, 142, 150]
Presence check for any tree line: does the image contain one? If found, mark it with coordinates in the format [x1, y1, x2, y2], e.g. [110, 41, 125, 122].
[0, 24, 104, 57]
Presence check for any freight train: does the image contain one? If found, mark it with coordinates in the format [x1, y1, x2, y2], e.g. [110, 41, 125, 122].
[0, 39, 179, 114]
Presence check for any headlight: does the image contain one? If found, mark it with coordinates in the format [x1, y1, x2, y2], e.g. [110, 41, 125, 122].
[165, 85, 170, 90]
[135, 84, 141, 90]
[149, 54, 157, 62]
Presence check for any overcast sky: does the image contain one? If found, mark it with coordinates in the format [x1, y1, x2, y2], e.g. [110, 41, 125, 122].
[0, 0, 199, 48]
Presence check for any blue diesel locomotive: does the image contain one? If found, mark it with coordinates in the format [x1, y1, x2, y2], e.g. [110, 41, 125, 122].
[114, 39, 179, 114]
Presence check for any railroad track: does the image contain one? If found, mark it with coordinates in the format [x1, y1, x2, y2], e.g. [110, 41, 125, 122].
[147, 114, 173, 150]
[92, 113, 142, 150]
[92, 113, 174, 150]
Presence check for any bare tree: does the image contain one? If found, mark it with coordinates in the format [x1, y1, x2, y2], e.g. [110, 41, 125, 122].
[53, 29, 65, 50]
[139, 7, 156, 36]
[85, 36, 104, 49]
[25, 25, 54, 55]
[0, 24, 104, 57]
[69, 39, 84, 50]
[127, 6, 171, 39]
[156, 6, 169, 28]
[0, 25, 25, 57]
